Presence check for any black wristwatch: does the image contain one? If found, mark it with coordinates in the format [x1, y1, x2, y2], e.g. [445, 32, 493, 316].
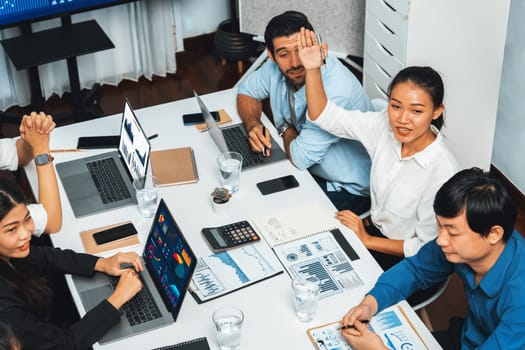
[277, 124, 290, 137]
[34, 153, 54, 166]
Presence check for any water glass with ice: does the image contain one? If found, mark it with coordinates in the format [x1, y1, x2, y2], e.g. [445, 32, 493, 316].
[292, 276, 321, 322]
[133, 175, 159, 218]
[212, 307, 244, 350]
[217, 151, 243, 194]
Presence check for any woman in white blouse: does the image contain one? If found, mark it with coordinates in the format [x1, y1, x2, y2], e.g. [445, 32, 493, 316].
[298, 28, 459, 272]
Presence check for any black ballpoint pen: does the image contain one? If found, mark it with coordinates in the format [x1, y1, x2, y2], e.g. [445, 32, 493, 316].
[316, 33, 326, 65]
[261, 126, 267, 156]
[337, 320, 370, 330]
[148, 134, 158, 140]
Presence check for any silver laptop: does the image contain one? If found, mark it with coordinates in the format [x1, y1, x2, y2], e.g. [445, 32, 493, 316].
[194, 91, 287, 170]
[56, 99, 151, 217]
[72, 199, 197, 344]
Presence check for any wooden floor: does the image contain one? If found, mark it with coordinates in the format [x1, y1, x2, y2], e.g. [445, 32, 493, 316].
[3, 33, 524, 334]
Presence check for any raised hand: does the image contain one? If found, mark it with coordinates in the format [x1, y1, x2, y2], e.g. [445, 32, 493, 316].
[20, 112, 56, 136]
[297, 27, 327, 70]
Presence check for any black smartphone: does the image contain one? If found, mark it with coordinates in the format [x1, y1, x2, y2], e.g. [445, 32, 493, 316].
[182, 111, 220, 125]
[256, 175, 299, 195]
[77, 135, 120, 149]
[93, 223, 137, 245]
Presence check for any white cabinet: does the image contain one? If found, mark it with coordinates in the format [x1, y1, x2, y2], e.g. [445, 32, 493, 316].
[363, 0, 511, 169]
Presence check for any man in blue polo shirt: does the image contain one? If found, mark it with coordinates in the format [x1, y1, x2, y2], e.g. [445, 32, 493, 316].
[340, 168, 525, 350]
[237, 10, 373, 215]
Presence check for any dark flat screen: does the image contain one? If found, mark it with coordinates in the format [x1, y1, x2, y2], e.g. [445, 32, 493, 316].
[0, 0, 136, 29]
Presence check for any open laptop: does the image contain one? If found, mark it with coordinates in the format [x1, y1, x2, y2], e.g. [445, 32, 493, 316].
[194, 91, 287, 170]
[72, 199, 197, 344]
[56, 99, 151, 217]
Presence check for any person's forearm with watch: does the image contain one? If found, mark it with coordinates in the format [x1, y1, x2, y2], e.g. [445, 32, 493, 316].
[21, 113, 62, 233]
[277, 123, 298, 162]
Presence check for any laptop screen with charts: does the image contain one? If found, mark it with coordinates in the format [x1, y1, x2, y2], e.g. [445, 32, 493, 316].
[56, 99, 151, 217]
[193, 91, 287, 170]
[72, 199, 197, 344]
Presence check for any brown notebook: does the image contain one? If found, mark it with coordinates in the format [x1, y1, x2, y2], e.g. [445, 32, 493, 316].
[194, 108, 232, 132]
[150, 147, 199, 186]
[80, 221, 140, 255]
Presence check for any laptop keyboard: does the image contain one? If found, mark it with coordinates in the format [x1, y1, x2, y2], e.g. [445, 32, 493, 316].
[86, 158, 131, 204]
[222, 126, 265, 169]
[109, 276, 162, 326]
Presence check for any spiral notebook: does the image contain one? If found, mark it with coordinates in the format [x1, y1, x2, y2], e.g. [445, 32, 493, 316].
[150, 147, 198, 186]
[253, 203, 362, 299]
[151, 337, 210, 350]
[253, 202, 341, 247]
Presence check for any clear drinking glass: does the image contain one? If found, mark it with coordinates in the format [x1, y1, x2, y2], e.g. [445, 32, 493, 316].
[132, 175, 159, 218]
[217, 151, 243, 194]
[292, 276, 321, 322]
[212, 307, 244, 350]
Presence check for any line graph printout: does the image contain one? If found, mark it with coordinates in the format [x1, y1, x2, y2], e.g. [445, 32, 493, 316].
[189, 241, 282, 303]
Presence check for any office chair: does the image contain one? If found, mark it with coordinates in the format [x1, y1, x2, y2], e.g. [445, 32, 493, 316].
[412, 276, 451, 331]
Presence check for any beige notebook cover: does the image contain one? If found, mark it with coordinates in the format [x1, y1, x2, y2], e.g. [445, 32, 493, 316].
[80, 221, 140, 255]
[150, 147, 199, 186]
[194, 108, 232, 132]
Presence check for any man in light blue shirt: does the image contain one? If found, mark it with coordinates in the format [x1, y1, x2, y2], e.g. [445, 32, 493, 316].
[341, 168, 525, 350]
[237, 10, 373, 214]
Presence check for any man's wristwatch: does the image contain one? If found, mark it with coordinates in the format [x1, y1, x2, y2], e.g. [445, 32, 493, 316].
[34, 153, 54, 166]
[277, 124, 290, 138]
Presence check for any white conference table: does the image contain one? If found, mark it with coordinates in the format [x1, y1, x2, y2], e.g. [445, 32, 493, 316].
[25, 88, 441, 349]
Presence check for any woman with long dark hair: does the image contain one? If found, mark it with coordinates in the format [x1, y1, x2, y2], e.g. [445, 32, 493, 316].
[0, 179, 143, 349]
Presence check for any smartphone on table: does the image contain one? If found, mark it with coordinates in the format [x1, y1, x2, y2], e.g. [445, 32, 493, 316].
[256, 175, 299, 195]
[92, 222, 138, 245]
[77, 135, 120, 149]
[182, 111, 220, 125]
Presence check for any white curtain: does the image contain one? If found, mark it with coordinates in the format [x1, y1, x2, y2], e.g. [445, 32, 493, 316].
[0, 0, 181, 111]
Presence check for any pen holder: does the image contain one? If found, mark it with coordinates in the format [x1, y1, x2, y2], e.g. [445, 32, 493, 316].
[211, 187, 232, 215]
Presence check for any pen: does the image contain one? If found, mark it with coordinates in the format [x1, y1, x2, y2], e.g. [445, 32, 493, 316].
[50, 149, 82, 153]
[148, 134, 158, 140]
[261, 126, 267, 156]
[337, 320, 370, 330]
[316, 33, 326, 65]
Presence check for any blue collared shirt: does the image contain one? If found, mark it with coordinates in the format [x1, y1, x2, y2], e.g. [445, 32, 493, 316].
[237, 54, 373, 196]
[369, 232, 525, 350]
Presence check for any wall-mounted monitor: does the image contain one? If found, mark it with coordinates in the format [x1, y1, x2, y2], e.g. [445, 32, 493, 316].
[0, 0, 136, 29]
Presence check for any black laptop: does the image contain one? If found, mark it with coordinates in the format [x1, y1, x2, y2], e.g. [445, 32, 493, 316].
[71, 199, 197, 344]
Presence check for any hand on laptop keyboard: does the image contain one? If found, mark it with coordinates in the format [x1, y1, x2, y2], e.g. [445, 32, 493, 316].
[247, 124, 272, 156]
[107, 268, 143, 310]
[95, 251, 144, 276]
[94, 251, 144, 310]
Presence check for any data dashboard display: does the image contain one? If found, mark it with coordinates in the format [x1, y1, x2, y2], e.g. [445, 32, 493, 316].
[0, 0, 134, 28]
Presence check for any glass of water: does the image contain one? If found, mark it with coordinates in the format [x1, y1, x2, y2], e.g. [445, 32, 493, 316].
[292, 276, 321, 322]
[133, 174, 159, 218]
[212, 307, 244, 350]
[217, 151, 243, 194]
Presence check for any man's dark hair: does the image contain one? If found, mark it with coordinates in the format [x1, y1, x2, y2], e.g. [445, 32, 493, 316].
[264, 10, 314, 56]
[433, 168, 517, 241]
